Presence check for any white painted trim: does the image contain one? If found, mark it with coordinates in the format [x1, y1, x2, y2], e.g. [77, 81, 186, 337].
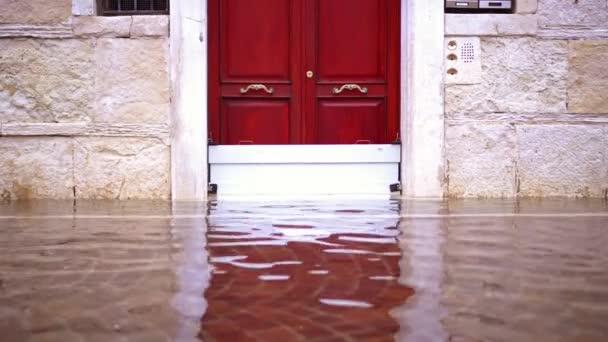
[401, 0, 445, 197]
[210, 163, 399, 197]
[171, 0, 446, 200]
[209, 145, 401, 164]
[170, 0, 208, 200]
[209, 146, 401, 197]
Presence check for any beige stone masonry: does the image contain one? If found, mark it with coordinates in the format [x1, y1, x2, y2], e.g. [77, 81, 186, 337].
[446, 123, 608, 198]
[0, 123, 170, 139]
[538, 29, 608, 40]
[446, 112, 608, 125]
[73, 16, 131, 38]
[93, 38, 170, 124]
[0, 39, 94, 123]
[0, 0, 72, 24]
[131, 16, 170, 38]
[446, 37, 568, 115]
[516, 125, 606, 197]
[72, 15, 169, 38]
[538, 0, 608, 39]
[0, 24, 73, 38]
[0, 15, 169, 39]
[568, 40, 608, 114]
[446, 124, 517, 198]
[445, 1, 607, 39]
[73, 138, 170, 200]
[445, 14, 538, 36]
[538, 0, 608, 29]
[516, 0, 538, 14]
[0, 137, 75, 200]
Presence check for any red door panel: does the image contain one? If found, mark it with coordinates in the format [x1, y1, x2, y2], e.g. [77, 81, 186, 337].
[304, 0, 400, 144]
[316, 99, 385, 144]
[222, 100, 290, 144]
[209, 0, 302, 144]
[317, 0, 387, 82]
[220, 0, 291, 82]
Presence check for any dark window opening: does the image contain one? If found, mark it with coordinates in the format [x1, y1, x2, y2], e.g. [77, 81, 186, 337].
[98, 0, 169, 15]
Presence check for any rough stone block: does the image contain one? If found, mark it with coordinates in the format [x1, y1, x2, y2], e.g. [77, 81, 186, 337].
[0, 137, 74, 200]
[94, 38, 170, 124]
[0, 39, 94, 123]
[73, 138, 170, 199]
[568, 40, 608, 114]
[0, 0, 71, 24]
[516, 0, 538, 14]
[445, 14, 537, 36]
[538, 0, 608, 29]
[517, 125, 606, 197]
[446, 124, 517, 198]
[73, 16, 131, 37]
[446, 38, 568, 114]
[131, 15, 169, 38]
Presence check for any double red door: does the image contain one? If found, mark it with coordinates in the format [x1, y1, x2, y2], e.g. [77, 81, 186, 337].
[208, 0, 400, 145]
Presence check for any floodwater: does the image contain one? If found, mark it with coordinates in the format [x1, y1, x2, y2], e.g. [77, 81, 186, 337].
[1, 199, 608, 341]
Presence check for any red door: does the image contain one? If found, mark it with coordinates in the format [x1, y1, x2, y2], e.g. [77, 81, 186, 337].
[208, 0, 400, 145]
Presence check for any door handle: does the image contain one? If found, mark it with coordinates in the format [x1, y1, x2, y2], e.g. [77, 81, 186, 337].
[333, 84, 368, 94]
[240, 84, 274, 94]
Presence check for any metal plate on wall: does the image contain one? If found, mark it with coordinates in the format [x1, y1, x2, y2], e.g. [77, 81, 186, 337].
[446, 0, 480, 9]
[445, 37, 482, 85]
[480, 0, 512, 9]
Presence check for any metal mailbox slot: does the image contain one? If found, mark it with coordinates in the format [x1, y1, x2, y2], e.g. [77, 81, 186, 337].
[446, 0, 513, 12]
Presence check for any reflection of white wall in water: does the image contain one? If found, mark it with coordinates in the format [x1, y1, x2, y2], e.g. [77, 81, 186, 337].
[170, 211, 211, 341]
[392, 212, 448, 341]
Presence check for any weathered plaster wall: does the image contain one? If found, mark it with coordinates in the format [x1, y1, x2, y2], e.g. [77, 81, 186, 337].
[0, 1, 171, 200]
[445, 0, 608, 198]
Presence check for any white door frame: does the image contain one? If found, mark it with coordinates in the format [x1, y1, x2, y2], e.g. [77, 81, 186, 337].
[169, 0, 445, 200]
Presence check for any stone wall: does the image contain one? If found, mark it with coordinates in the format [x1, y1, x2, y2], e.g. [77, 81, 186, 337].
[445, 0, 608, 198]
[2, 1, 607, 200]
[0, 0, 171, 200]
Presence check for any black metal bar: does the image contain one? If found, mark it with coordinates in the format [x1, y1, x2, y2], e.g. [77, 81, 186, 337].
[100, 0, 170, 16]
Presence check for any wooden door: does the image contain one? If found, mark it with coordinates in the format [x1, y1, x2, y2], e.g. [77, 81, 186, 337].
[208, 0, 303, 145]
[209, 0, 400, 145]
[304, 0, 400, 144]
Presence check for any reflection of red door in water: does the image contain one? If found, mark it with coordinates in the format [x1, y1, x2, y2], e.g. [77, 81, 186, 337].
[208, 0, 400, 145]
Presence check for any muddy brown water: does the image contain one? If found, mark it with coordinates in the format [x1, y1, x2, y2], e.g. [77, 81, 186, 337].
[1, 199, 608, 341]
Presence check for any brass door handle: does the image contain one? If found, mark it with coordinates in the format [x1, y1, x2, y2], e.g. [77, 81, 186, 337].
[240, 84, 274, 94]
[333, 84, 368, 94]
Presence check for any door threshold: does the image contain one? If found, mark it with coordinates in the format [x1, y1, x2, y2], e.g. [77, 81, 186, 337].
[209, 145, 401, 197]
[209, 144, 400, 164]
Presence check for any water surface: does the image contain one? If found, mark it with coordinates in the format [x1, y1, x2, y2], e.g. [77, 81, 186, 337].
[1, 199, 608, 341]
